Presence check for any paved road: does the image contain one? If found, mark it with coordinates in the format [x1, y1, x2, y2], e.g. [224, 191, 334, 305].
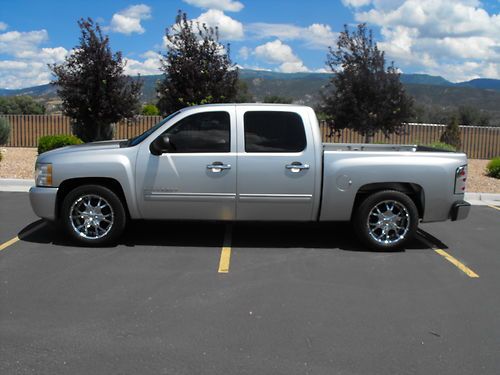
[0, 192, 499, 375]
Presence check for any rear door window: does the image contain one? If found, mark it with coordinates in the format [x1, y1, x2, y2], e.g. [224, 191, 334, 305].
[244, 111, 306, 152]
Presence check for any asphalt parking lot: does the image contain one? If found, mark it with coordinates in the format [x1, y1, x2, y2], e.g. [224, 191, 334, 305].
[1, 191, 499, 375]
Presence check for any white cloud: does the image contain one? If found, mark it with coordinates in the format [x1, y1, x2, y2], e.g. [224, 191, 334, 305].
[238, 46, 250, 60]
[279, 61, 309, 73]
[0, 22, 7, 31]
[247, 22, 337, 49]
[0, 28, 69, 89]
[182, 0, 244, 12]
[253, 39, 309, 73]
[0, 60, 53, 89]
[194, 9, 244, 40]
[342, 0, 373, 7]
[0, 30, 49, 57]
[345, 0, 500, 81]
[109, 4, 151, 35]
[124, 58, 161, 76]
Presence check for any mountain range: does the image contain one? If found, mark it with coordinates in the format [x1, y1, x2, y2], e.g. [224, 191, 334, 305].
[2, 69, 500, 123]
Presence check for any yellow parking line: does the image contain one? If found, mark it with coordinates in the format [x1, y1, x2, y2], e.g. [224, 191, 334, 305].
[434, 249, 479, 278]
[0, 222, 47, 252]
[486, 204, 500, 211]
[218, 224, 232, 273]
[0, 236, 20, 251]
[418, 233, 479, 278]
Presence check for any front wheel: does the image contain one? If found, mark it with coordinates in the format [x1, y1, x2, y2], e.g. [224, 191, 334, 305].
[61, 185, 127, 246]
[353, 190, 419, 251]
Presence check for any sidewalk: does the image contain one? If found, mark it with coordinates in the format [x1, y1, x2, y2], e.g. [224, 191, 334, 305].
[1, 178, 499, 206]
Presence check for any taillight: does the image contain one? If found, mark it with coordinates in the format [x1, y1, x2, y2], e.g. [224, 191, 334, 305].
[454, 165, 467, 194]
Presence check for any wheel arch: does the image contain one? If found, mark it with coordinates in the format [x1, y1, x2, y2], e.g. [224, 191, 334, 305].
[352, 182, 425, 220]
[56, 177, 131, 220]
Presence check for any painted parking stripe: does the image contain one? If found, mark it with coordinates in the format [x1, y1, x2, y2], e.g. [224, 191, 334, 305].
[0, 222, 47, 252]
[0, 236, 20, 252]
[218, 224, 232, 273]
[418, 233, 479, 278]
[434, 249, 479, 278]
[486, 204, 500, 212]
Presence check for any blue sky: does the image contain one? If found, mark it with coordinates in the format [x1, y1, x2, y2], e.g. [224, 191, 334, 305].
[1, 0, 500, 88]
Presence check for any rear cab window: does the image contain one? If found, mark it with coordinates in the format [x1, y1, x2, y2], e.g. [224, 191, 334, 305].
[243, 111, 307, 152]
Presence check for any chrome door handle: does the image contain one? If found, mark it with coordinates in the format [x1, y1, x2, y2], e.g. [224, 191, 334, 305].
[207, 163, 231, 172]
[286, 163, 310, 172]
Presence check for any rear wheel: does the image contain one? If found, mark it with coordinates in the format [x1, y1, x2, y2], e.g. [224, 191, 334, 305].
[61, 185, 126, 246]
[353, 190, 419, 251]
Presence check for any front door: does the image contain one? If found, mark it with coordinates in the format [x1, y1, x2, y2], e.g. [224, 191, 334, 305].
[236, 108, 318, 221]
[136, 108, 237, 220]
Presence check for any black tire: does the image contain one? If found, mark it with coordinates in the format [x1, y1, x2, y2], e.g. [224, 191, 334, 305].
[353, 190, 419, 251]
[61, 184, 126, 246]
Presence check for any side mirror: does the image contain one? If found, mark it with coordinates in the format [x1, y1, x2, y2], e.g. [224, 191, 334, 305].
[150, 134, 174, 155]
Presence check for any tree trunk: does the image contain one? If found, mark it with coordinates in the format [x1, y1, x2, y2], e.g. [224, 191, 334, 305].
[364, 133, 373, 143]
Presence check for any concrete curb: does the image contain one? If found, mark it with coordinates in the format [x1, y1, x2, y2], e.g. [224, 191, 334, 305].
[1, 178, 499, 207]
[0, 178, 34, 192]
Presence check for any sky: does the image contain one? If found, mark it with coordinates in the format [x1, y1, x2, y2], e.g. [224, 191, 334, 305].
[2, 0, 500, 89]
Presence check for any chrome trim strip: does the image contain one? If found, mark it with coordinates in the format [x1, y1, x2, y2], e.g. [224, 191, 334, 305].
[238, 193, 313, 203]
[145, 192, 236, 201]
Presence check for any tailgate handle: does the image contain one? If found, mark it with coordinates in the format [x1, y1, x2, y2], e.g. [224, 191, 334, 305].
[285, 163, 310, 172]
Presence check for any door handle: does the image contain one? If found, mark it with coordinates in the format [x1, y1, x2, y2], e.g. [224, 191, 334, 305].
[286, 163, 310, 172]
[207, 162, 231, 172]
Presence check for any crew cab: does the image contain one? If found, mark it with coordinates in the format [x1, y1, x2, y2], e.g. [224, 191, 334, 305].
[29, 104, 470, 250]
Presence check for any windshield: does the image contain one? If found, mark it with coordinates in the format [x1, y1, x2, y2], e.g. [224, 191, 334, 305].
[126, 111, 181, 147]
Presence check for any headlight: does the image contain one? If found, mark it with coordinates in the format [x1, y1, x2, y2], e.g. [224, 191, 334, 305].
[35, 163, 53, 187]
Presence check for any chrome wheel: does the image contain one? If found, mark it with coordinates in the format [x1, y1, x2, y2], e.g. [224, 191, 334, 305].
[367, 200, 410, 245]
[69, 194, 114, 240]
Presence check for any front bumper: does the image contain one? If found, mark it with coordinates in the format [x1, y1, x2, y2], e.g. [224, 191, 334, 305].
[29, 186, 59, 221]
[450, 200, 471, 221]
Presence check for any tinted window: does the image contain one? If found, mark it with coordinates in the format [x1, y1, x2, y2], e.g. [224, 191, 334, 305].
[244, 111, 306, 152]
[163, 111, 230, 153]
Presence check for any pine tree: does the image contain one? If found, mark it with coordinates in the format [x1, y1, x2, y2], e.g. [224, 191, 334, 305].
[157, 11, 239, 114]
[321, 24, 414, 143]
[50, 18, 142, 142]
[440, 115, 462, 150]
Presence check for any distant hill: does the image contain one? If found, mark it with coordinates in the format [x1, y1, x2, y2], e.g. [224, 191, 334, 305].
[2, 69, 500, 123]
[455, 78, 500, 91]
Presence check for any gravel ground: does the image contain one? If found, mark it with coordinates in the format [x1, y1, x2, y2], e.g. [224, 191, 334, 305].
[1, 147, 499, 193]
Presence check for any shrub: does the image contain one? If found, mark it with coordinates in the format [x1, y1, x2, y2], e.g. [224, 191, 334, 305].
[440, 115, 461, 150]
[142, 104, 160, 116]
[38, 134, 83, 154]
[425, 141, 457, 152]
[486, 157, 500, 179]
[0, 117, 11, 145]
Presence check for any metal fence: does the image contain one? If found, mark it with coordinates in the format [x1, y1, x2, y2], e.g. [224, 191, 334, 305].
[1, 115, 499, 159]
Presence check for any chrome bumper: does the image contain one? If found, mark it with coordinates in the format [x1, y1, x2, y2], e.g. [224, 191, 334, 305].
[450, 200, 471, 221]
[29, 186, 58, 221]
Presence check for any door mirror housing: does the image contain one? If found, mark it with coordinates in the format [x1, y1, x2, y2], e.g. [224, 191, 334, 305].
[150, 134, 174, 155]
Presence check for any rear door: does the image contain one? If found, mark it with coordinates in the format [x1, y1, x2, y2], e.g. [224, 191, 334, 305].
[235, 107, 318, 221]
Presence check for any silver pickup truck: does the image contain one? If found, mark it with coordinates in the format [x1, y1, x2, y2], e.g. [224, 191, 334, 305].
[29, 104, 470, 250]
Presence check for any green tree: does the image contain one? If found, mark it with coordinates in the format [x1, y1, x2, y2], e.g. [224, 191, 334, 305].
[50, 18, 142, 142]
[0, 96, 46, 114]
[457, 105, 490, 126]
[263, 95, 293, 104]
[321, 24, 414, 142]
[234, 80, 254, 103]
[0, 117, 11, 145]
[142, 103, 160, 115]
[157, 11, 239, 114]
[440, 115, 462, 150]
